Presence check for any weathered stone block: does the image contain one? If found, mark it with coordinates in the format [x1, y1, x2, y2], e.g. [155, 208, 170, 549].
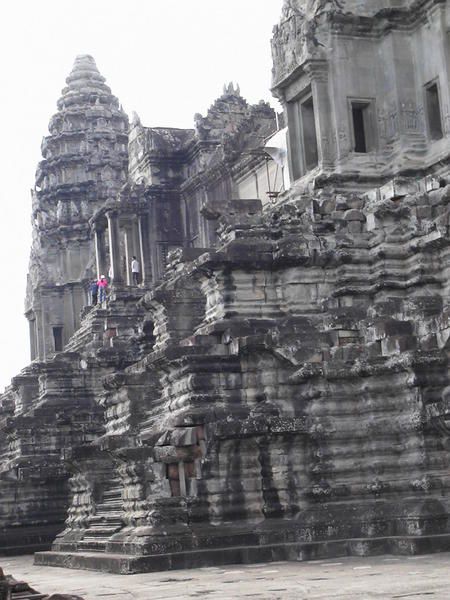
[344, 209, 365, 222]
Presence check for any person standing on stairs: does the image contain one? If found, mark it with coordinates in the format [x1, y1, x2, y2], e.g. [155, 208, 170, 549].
[97, 275, 108, 303]
[131, 256, 140, 285]
[89, 279, 98, 305]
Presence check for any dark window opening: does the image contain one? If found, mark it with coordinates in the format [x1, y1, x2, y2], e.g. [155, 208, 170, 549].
[52, 326, 63, 352]
[352, 105, 368, 153]
[300, 96, 319, 171]
[288, 90, 320, 181]
[426, 83, 443, 140]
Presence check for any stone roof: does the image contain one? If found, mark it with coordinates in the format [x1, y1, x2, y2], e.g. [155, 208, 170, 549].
[57, 54, 114, 109]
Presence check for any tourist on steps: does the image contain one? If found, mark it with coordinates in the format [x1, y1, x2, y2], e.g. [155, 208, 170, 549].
[97, 275, 108, 303]
[131, 256, 140, 285]
[89, 279, 98, 305]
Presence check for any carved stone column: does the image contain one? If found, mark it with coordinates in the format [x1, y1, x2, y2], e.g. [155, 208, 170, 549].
[306, 60, 335, 169]
[124, 224, 132, 286]
[124, 217, 140, 285]
[94, 225, 108, 279]
[106, 210, 123, 284]
[138, 212, 152, 285]
[26, 311, 37, 361]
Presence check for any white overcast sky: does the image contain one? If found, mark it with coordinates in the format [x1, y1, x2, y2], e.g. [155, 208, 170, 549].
[0, 0, 283, 391]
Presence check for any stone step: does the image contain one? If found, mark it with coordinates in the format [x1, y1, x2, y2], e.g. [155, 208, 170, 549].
[89, 515, 123, 526]
[100, 492, 122, 500]
[95, 504, 123, 514]
[89, 517, 123, 526]
[84, 529, 118, 537]
[82, 477, 125, 542]
[94, 518, 123, 526]
[77, 540, 107, 552]
[84, 528, 121, 538]
[91, 506, 123, 515]
[86, 525, 120, 534]
[85, 529, 122, 536]
[65, 307, 109, 352]
[97, 499, 122, 508]
[84, 529, 121, 538]
[95, 507, 123, 516]
[103, 488, 122, 498]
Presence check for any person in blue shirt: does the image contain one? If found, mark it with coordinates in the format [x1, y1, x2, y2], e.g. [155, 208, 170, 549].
[89, 279, 98, 305]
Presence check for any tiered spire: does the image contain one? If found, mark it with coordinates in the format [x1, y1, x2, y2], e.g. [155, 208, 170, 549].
[57, 54, 113, 109]
[36, 54, 128, 201]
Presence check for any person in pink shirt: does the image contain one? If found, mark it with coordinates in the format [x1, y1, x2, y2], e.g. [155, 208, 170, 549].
[97, 275, 108, 303]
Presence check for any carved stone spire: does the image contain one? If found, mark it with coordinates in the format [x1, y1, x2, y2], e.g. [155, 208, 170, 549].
[37, 54, 128, 203]
[59, 54, 111, 107]
[27, 55, 129, 360]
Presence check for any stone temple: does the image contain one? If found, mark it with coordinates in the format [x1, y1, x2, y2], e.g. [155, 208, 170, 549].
[1, 0, 450, 574]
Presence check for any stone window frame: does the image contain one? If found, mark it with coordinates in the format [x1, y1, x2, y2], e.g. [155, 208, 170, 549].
[423, 77, 444, 142]
[287, 86, 319, 181]
[347, 96, 378, 154]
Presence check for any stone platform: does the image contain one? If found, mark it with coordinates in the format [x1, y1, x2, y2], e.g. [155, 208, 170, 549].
[34, 531, 450, 574]
[3, 553, 450, 599]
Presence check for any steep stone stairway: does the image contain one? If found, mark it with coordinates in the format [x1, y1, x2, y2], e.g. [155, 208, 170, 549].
[64, 306, 108, 354]
[78, 478, 124, 552]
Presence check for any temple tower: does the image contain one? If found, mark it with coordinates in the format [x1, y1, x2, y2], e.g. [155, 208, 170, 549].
[272, 0, 450, 186]
[26, 55, 128, 360]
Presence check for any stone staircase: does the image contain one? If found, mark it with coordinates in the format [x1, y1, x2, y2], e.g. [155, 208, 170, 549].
[65, 288, 148, 358]
[78, 478, 124, 552]
[65, 306, 108, 353]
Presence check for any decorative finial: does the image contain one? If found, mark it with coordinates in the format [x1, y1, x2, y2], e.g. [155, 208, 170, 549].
[131, 111, 141, 126]
[222, 82, 241, 97]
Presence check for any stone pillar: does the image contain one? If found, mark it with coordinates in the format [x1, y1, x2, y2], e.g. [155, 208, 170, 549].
[124, 221, 133, 286]
[37, 303, 47, 361]
[138, 212, 152, 285]
[307, 60, 335, 170]
[107, 211, 123, 284]
[441, 20, 450, 136]
[124, 217, 141, 286]
[94, 226, 108, 279]
[391, 32, 426, 152]
[27, 312, 37, 361]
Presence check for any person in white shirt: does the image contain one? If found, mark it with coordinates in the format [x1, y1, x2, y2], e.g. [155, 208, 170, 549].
[131, 256, 140, 285]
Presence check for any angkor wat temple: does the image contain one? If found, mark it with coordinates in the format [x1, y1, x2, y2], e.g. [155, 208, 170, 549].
[1, 0, 450, 574]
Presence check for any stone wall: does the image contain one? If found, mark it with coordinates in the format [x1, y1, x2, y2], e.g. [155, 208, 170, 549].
[36, 178, 450, 572]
